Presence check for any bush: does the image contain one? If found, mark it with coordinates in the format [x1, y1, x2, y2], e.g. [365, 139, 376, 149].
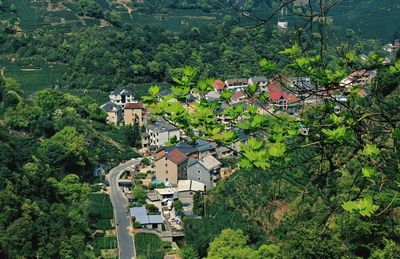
[174, 200, 183, 216]
[141, 157, 151, 166]
[132, 221, 142, 229]
[136, 173, 147, 179]
[90, 184, 101, 192]
[145, 204, 160, 215]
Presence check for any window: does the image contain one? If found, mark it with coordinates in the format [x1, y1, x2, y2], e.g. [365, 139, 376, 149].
[166, 178, 168, 181]
[166, 170, 168, 174]
[165, 164, 168, 167]
[197, 177, 201, 181]
[197, 170, 201, 174]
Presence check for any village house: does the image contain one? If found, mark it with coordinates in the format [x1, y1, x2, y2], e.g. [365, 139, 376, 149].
[177, 180, 205, 201]
[109, 89, 136, 108]
[146, 120, 181, 148]
[268, 80, 300, 114]
[212, 79, 225, 92]
[101, 102, 122, 125]
[155, 149, 188, 186]
[124, 102, 146, 126]
[129, 206, 163, 231]
[248, 76, 268, 89]
[340, 69, 377, 91]
[154, 187, 178, 201]
[101, 89, 140, 125]
[224, 78, 248, 91]
[187, 155, 221, 188]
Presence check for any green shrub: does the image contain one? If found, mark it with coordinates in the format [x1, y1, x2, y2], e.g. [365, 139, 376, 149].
[132, 221, 142, 229]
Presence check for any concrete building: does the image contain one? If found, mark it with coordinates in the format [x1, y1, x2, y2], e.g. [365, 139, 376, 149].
[177, 180, 205, 200]
[187, 155, 221, 188]
[109, 89, 135, 108]
[155, 149, 188, 186]
[248, 76, 268, 88]
[146, 120, 181, 148]
[224, 78, 248, 91]
[124, 102, 145, 126]
[129, 206, 163, 231]
[100, 102, 122, 125]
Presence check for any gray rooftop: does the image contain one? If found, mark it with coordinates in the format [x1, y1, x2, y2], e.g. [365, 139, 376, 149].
[249, 76, 268, 82]
[101, 102, 119, 112]
[130, 206, 163, 225]
[147, 120, 178, 133]
[225, 78, 248, 85]
[163, 139, 216, 155]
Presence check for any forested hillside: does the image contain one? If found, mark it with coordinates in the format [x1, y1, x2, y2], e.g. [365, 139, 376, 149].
[0, 76, 138, 257]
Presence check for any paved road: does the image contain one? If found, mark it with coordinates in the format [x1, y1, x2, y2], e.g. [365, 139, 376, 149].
[106, 158, 141, 259]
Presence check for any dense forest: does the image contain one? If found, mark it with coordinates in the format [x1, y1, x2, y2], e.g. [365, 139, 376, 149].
[0, 76, 138, 257]
[1, 0, 400, 258]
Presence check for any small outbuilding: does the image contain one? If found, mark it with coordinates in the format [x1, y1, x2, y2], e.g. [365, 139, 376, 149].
[129, 206, 163, 231]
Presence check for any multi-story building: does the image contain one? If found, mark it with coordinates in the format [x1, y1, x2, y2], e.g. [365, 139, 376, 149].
[124, 102, 145, 126]
[187, 155, 221, 188]
[100, 102, 122, 125]
[155, 149, 188, 186]
[224, 78, 248, 91]
[109, 89, 135, 108]
[146, 120, 181, 148]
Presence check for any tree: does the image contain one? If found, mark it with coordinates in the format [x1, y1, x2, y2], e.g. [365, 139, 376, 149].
[132, 115, 142, 148]
[39, 126, 88, 173]
[105, 10, 122, 27]
[174, 200, 183, 216]
[206, 229, 254, 259]
[179, 246, 199, 259]
[145, 203, 159, 215]
[133, 185, 146, 204]
[76, 0, 103, 18]
[0, 76, 5, 101]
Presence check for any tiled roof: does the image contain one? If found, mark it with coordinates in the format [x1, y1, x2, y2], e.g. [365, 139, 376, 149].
[249, 76, 267, 82]
[199, 155, 221, 170]
[213, 80, 225, 90]
[167, 149, 188, 165]
[225, 78, 248, 85]
[101, 102, 119, 112]
[163, 139, 216, 155]
[233, 90, 246, 100]
[177, 180, 205, 192]
[269, 91, 289, 101]
[147, 119, 178, 133]
[125, 103, 144, 109]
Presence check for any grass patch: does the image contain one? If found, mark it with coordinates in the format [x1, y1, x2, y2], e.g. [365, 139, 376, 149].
[135, 233, 165, 259]
[91, 237, 118, 257]
[0, 58, 67, 95]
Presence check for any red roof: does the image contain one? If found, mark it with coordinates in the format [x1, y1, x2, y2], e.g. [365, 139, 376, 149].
[125, 103, 144, 109]
[269, 91, 289, 101]
[350, 69, 367, 77]
[167, 149, 188, 165]
[213, 80, 225, 90]
[233, 90, 246, 100]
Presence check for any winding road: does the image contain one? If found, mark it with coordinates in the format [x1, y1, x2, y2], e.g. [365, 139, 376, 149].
[106, 158, 141, 259]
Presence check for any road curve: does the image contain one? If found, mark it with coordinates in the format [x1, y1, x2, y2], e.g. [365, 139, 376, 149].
[106, 158, 141, 259]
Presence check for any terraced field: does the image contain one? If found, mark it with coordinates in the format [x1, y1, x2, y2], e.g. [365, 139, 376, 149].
[0, 58, 66, 94]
